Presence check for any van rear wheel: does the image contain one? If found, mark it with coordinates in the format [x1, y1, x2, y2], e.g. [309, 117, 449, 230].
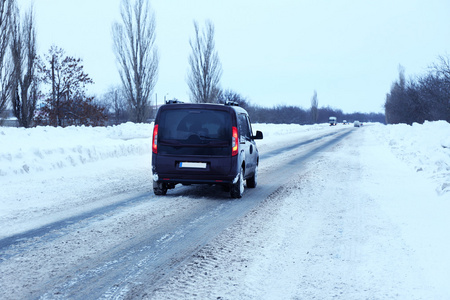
[246, 166, 258, 188]
[154, 182, 167, 195]
[230, 167, 244, 198]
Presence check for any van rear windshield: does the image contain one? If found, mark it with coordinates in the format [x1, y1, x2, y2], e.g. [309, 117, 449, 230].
[158, 109, 231, 145]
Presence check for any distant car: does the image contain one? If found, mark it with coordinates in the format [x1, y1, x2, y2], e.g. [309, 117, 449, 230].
[342, 120, 348, 125]
[329, 116, 337, 126]
[354, 121, 360, 127]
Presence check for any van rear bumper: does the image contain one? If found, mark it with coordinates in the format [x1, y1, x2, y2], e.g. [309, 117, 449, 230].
[152, 172, 238, 185]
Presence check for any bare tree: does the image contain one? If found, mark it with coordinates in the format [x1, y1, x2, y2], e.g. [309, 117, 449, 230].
[385, 65, 407, 124]
[112, 0, 158, 123]
[429, 55, 450, 121]
[432, 55, 450, 82]
[10, 3, 38, 128]
[218, 89, 249, 109]
[310, 90, 318, 123]
[0, 0, 13, 117]
[187, 20, 222, 103]
[99, 85, 130, 124]
[38, 46, 94, 127]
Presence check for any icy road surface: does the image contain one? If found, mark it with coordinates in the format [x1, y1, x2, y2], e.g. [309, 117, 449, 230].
[1, 122, 449, 299]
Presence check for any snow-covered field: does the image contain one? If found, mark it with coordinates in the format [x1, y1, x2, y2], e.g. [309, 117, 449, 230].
[1, 121, 449, 299]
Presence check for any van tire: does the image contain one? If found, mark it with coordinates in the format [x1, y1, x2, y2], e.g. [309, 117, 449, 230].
[247, 166, 258, 188]
[230, 167, 244, 198]
[154, 182, 167, 195]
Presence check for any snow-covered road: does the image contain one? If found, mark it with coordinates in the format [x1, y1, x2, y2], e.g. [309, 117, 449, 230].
[1, 121, 449, 299]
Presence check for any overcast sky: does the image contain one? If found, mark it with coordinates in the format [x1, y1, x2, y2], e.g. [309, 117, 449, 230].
[17, 0, 450, 113]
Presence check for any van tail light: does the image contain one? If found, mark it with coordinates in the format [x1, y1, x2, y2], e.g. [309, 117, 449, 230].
[152, 124, 158, 154]
[232, 126, 238, 156]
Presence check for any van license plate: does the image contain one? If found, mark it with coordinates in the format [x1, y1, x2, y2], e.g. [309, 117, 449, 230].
[180, 162, 207, 169]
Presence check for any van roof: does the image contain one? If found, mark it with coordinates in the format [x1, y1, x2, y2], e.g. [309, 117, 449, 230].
[159, 102, 248, 114]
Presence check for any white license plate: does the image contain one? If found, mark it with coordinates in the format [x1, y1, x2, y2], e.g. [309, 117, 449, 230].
[179, 162, 207, 169]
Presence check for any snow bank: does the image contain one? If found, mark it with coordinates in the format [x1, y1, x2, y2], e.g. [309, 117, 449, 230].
[0, 122, 153, 177]
[370, 121, 450, 195]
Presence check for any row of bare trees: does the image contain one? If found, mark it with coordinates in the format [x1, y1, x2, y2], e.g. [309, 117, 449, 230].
[111, 0, 222, 120]
[0, 0, 221, 127]
[385, 57, 450, 124]
[0, 0, 108, 127]
[1, 0, 386, 127]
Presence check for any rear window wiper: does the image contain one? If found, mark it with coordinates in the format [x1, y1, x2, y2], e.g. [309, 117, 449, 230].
[198, 135, 221, 140]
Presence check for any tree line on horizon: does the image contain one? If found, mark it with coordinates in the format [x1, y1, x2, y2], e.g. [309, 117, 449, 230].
[213, 89, 384, 125]
[0, 0, 444, 128]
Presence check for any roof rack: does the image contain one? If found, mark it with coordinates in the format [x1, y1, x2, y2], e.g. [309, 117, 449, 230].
[225, 101, 239, 106]
[166, 100, 184, 104]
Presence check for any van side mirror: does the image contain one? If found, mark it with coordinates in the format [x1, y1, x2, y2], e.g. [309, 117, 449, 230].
[252, 130, 263, 140]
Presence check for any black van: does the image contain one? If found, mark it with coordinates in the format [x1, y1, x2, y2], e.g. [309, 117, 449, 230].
[151, 101, 263, 198]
